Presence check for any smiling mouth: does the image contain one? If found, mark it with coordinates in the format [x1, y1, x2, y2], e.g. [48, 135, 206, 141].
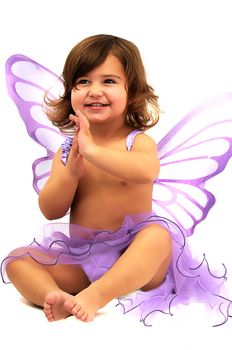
[84, 103, 109, 107]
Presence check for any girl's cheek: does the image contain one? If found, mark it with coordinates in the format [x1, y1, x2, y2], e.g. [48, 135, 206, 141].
[72, 89, 86, 101]
[71, 92, 82, 109]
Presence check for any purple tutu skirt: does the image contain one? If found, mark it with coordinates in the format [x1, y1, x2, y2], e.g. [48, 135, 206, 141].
[1, 212, 231, 326]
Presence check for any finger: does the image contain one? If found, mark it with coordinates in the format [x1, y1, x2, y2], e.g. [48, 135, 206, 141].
[69, 114, 79, 126]
[70, 131, 79, 154]
[73, 131, 78, 144]
[73, 108, 86, 119]
[73, 109, 89, 127]
[78, 113, 90, 131]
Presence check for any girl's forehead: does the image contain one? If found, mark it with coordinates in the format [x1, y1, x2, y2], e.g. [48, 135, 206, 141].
[84, 55, 126, 76]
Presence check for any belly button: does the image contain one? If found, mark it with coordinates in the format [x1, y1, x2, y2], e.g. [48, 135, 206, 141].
[120, 180, 127, 186]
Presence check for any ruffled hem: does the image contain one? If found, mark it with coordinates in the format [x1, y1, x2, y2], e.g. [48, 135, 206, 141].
[1, 212, 231, 326]
[117, 257, 232, 327]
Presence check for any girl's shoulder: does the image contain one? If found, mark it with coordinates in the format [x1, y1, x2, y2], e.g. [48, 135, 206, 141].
[126, 129, 156, 151]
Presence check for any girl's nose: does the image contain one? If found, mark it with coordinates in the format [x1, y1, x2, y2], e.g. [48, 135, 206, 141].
[88, 83, 103, 97]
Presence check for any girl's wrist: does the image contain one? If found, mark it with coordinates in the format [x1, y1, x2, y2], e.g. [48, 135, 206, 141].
[83, 142, 99, 161]
[59, 162, 80, 184]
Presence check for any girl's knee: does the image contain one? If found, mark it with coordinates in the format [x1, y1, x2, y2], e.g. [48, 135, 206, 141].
[5, 257, 22, 278]
[135, 224, 172, 257]
[156, 226, 172, 255]
[5, 248, 35, 275]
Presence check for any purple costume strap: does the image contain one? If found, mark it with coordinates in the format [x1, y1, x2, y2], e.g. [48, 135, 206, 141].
[126, 130, 143, 150]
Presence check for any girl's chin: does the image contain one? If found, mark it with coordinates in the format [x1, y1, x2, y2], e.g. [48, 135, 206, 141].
[85, 115, 110, 123]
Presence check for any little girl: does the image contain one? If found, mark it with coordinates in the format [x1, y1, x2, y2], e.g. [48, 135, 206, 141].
[1, 34, 230, 326]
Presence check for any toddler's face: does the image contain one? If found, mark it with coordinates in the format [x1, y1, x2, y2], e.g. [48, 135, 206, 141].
[71, 54, 128, 125]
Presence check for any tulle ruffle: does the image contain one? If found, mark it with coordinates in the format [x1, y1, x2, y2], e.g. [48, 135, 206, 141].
[1, 212, 231, 326]
[61, 137, 73, 165]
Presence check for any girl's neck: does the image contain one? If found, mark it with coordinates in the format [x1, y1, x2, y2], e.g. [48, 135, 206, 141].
[90, 119, 129, 141]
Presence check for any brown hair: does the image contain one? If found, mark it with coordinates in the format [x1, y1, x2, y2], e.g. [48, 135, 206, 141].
[45, 34, 160, 135]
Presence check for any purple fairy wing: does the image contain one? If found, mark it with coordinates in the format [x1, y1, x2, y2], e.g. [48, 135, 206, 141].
[154, 93, 232, 236]
[5, 55, 66, 193]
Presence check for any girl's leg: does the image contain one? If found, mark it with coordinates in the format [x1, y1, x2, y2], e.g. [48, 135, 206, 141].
[6, 252, 91, 320]
[64, 224, 172, 321]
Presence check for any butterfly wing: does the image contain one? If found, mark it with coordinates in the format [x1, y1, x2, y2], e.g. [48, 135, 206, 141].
[6, 55, 232, 228]
[5, 55, 66, 193]
[154, 93, 232, 236]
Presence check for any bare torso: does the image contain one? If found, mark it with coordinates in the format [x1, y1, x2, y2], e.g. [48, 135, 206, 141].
[70, 133, 153, 230]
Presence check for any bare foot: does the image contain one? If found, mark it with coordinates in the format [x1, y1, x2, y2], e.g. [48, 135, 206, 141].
[64, 284, 108, 322]
[43, 291, 72, 322]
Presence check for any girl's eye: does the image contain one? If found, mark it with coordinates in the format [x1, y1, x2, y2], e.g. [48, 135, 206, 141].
[76, 79, 89, 85]
[104, 79, 116, 84]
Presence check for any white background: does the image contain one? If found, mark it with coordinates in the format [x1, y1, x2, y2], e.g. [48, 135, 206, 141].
[0, 0, 232, 349]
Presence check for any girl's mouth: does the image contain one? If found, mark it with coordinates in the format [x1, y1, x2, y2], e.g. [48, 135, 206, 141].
[84, 103, 109, 107]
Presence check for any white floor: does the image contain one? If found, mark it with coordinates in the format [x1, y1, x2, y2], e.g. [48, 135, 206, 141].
[1, 282, 231, 350]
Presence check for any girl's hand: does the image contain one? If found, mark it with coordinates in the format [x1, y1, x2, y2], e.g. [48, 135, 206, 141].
[69, 111, 95, 157]
[65, 120, 84, 179]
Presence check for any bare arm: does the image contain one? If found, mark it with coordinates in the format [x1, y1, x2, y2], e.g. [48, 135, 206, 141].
[73, 113, 160, 184]
[38, 133, 82, 220]
[85, 136, 159, 183]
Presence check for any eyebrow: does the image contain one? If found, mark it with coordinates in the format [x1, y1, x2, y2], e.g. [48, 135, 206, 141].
[78, 74, 122, 80]
[102, 74, 122, 80]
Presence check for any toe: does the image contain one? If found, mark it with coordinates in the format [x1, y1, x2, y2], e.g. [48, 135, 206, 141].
[71, 304, 81, 315]
[44, 292, 56, 304]
[44, 309, 52, 316]
[80, 312, 88, 321]
[45, 312, 54, 321]
[43, 303, 51, 310]
[76, 308, 85, 318]
[64, 300, 77, 314]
